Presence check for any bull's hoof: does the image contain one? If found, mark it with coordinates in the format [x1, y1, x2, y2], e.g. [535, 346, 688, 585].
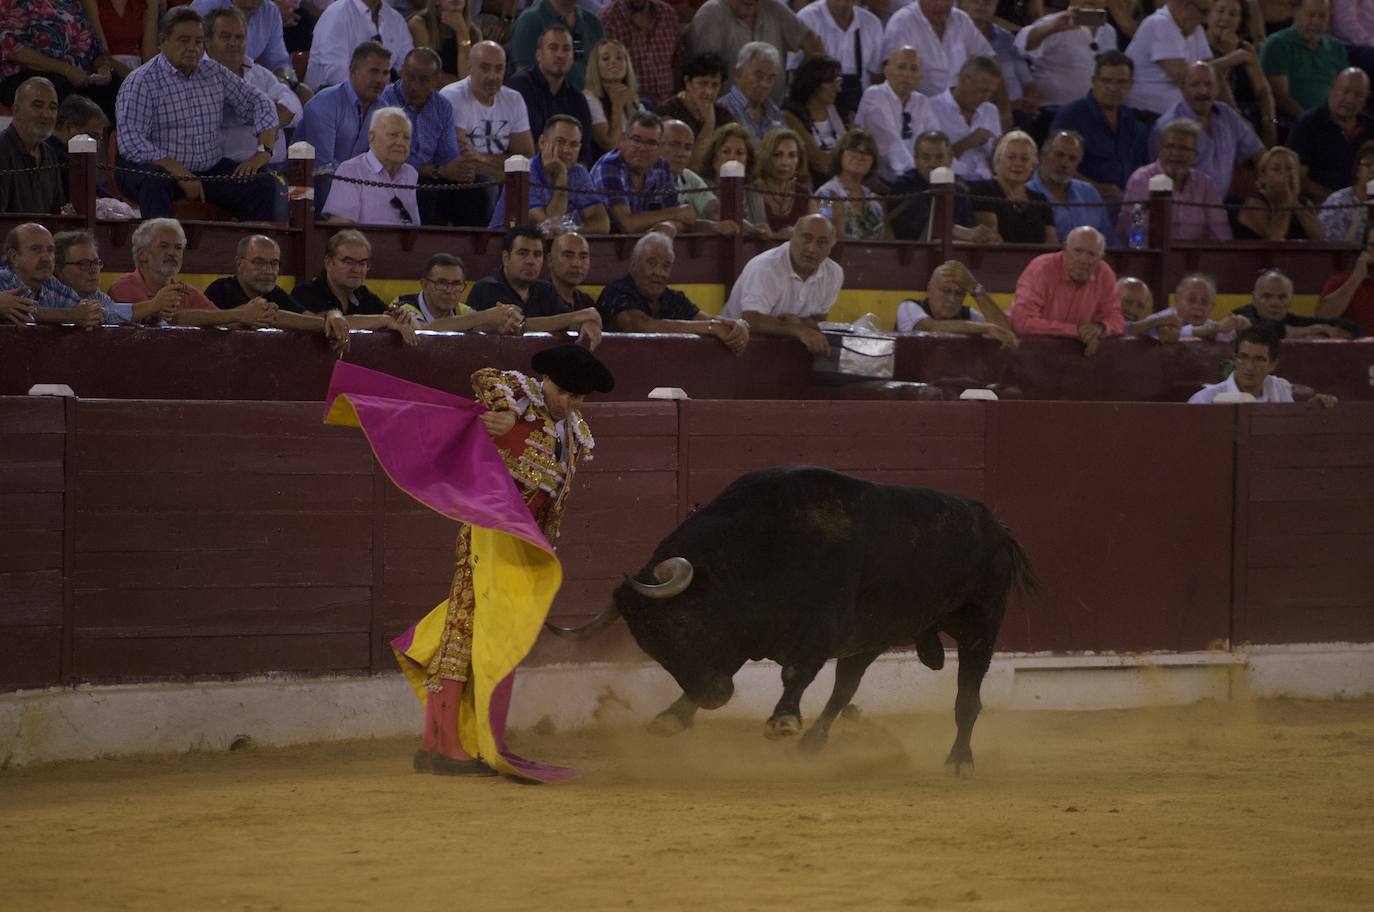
[764, 714, 802, 740]
[839, 704, 862, 722]
[797, 728, 829, 756]
[647, 711, 692, 737]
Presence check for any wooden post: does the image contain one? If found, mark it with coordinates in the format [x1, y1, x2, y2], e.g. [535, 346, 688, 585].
[287, 142, 318, 283]
[718, 160, 746, 291]
[929, 166, 956, 265]
[1147, 176, 1174, 302]
[503, 155, 530, 229]
[66, 135, 99, 233]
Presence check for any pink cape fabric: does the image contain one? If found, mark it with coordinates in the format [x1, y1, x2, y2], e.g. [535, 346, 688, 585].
[324, 361, 574, 782]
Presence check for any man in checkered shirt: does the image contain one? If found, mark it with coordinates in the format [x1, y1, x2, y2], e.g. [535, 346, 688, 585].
[114, 6, 280, 221]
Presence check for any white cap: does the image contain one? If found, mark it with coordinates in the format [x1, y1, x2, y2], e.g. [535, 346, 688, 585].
[67, 134, 98, 154]
[505, 154, 531, 173]
[288, 141, 316, 160]
[929, 166, 955, 186]
[1213, 391, 1256, 404]
[28, 384, 76, 398]
[719, 160, 746, 179]
[648, 387, 690, 400]
[959, 388, 998, 401]
[1147, 173, 1174, 193]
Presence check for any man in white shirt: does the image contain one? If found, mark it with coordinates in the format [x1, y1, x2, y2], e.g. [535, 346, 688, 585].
[1124, 0, 1211, 116]
[305, 0, 414, 90]
[721, 213, 842, 354]
[440, 41, 536, 181]
[205, 7, 301, 167]
[1014, 0, 1118, 107]
[791, 0, 884, 117]
[854, 46, 936, 183]
[881, 0, 992, 96]
[1189, 325, 1338, 405]
[929, 54, 1001, 179]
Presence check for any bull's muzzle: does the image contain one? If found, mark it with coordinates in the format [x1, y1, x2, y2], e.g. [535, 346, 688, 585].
[627, 557, 694, 599]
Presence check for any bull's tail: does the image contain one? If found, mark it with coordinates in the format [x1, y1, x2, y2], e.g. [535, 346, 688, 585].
[1002, 525, 1041, 599]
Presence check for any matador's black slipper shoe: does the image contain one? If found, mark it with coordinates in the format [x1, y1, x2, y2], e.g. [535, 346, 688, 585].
[431, 754, 499, 777]
[413, 749, 437, 772]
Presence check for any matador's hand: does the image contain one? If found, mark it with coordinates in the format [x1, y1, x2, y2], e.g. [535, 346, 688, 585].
[480, 409, 517, 438]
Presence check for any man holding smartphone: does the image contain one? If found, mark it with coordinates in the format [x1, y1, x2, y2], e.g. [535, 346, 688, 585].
[1015, 2, 1118, 108]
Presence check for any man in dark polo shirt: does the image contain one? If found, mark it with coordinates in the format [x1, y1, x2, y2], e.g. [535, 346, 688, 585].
[595, 231, 750, 354]
[506, 24, 594, 163]
[466, 225, 603, 347]
[0, 78, 65, 216]
[1287, 68, 1374, 201]
[290, 229, 418, 344]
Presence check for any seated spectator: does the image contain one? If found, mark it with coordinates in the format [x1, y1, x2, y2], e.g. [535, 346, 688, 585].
[657, 53, 737, 174]
[1149, 61, 1264, 200]
[46, 94, 110, 179]
[705, 122, 772, 234]
[465, 226, 604, 346]
[304, 0, 413, 90]
[854, 46, 937, 184]
[894, 259, 1017, 346]
[543, 232, 600, 318]
[1232, 268, 1364, 339]
[888, 129, 993, 242]
[381, 48, 484, 226]
[1117, 117, 1231, 244]
[1189, 325, 1338, 405]
[1117, 274, 1182, 340]
[930, 55, 1002, 180]
[748, 128, 818, 239]
[396, 252, 524, 334]
[110, 218, 275, 327]
[204, 7, 300, 173]
[489, 114, 612, 232]
[662, 119, 739, 234]
[0, 0, 121, 116]
[1287, 68, 1374, 202]
[191, 0, 300, 100]
[441, 42, 537, 183]
[721, 213, 842, 354]
[881, 0, 993, 96]
[507, 24, 595, 156]
[961, 0, 1034, 128]
[114, 7, 278, 221]
[1317, 140, 1374, 244]
[599, 0, 681, 105]
[1261, 0, 1347, 121]
[1316, 223, 1374, 334]
[297, 41, 393, 209]
[52, 230, 139, 324]
[792, 0, 884, 119]
[1124, 0, 1212, 116]
[322, 108, 422, 226]
[294, 229, 392, 315]
[688, 0, 820, 106]
[1153, 272, 1250, 341]
[1050, 50, 1152, 205]
[783, 55, 848, 187]
[1007, 225, 1123, 355]
[591, 110, 697, 233]
[584, 39, 647, 159]
[407, 0, 482, 87]
[1016, 0, 1118, 109]
[512, 0, 605, 91]
[858, 0, 905, 27]
[91, 0, 158, 73]
[1331, 0, 1374, 56]
[721, 42, 789, 144]
[0, 78, 64, 216]
[817, 128, 887, 240]
[1028, 129, 1116, 243]
[970, 130, 1057, 245]
[1205, 0, 1278, 147]
[0, 224, 102, 327]
[596, 231, 751, 353]
[1235, 146, 1324, 240]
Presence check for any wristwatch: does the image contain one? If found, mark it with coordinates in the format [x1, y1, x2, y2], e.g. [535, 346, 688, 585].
[972, 283, 987, 297]
[256, 144, 271, 155]
[283, 74, 301, 90]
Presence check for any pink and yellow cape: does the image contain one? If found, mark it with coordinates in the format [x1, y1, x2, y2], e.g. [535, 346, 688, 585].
[324, 361, 575, 782]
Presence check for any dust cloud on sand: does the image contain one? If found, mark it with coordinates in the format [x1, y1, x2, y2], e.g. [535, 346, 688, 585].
[2, 699, 1373, 912]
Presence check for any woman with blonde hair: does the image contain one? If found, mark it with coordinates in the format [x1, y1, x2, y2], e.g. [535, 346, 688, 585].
[584, 39, 645, 156]
[815, 128, 886, 241]
[1236, 146, 1324, 240]
[747, 128, 818, 239]
[969, 130, 1056, 245]
[408, 0, 481, 86]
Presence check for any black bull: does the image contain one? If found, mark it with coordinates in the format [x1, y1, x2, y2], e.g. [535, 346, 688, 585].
[548, 466, 1038, 772]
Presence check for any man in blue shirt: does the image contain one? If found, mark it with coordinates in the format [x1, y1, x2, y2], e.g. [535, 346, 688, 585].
[295, 40, 392, 212]
[488, 114, 611, 231]
[590, 110, 696, 234]
[1, 223, 103, 328]
[1027, 129, 1117, 244]
[1049, 50, 1150, 213]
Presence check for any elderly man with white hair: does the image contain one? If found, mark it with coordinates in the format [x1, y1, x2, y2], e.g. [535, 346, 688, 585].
[720, 42, 789, 142]
[688, 0, 822, 105]
[322, 107, 421, 225]
[1007, 225, 1124, 356]
[595, 232, 751, 354]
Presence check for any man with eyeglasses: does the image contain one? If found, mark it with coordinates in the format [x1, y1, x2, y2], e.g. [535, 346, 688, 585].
[294, 229, 394, 318]
[1050, 50, 1151, 205]
[1317, 224, 1374, 335]
[1, 224, 104, 329]
[1015, 0, 1119, 108]
[1117, 116, 1229, 243]
[395, 252, 524, 334]
[1122, 0, 1214, 116]
[1188, 325, 1338, 405]
[465, 225, 604, 348]
[1147, 60, 1263, 200]
[590, 110, 696, 234]
[856, 46, 937, 184]
[486, 115, 611, 232]
[322, 107, 422, 226]
[51, 230, 142, 325]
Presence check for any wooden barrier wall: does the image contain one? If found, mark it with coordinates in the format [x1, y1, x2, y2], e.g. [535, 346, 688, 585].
[2, 396, 1372, 692]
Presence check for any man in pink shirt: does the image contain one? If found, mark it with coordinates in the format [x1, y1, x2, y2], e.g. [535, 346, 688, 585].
[1007, 225, 1125, 356]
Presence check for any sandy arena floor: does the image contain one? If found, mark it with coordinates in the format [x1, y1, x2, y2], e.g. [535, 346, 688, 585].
[2, 697, 1372, 912]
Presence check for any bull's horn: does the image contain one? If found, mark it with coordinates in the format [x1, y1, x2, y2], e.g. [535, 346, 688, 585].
[544, 604, 621, 641]
[627, 557, 694, 599]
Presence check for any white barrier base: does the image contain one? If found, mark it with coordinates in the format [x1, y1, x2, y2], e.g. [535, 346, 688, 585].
[2, 644, 1371, 767]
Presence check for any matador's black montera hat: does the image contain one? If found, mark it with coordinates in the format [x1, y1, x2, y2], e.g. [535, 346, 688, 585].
[531, 344, 615, 396]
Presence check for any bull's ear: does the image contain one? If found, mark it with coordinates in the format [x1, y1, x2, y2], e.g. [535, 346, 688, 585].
[627, 557, 694, 599]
